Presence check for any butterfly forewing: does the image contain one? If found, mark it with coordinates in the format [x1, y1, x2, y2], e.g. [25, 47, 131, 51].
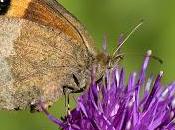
[5, 0, 97, 55]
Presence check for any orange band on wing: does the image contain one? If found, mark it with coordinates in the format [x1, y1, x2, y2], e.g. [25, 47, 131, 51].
[6, 0, 31, 17]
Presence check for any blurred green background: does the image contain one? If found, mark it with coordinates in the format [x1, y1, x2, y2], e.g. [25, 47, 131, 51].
[1, 0, 175, 129]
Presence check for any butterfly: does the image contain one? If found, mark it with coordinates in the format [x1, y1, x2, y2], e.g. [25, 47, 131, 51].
[0, 0, 113, 111]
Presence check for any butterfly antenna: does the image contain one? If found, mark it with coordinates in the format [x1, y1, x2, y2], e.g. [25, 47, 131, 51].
[150, 55, 163, 64]
[118, 52, 163, 64]
[112, 20, 144, 57]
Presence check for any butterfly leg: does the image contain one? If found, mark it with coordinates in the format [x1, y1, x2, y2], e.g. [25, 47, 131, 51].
[63, 86, 72, 116]
[62, 73, 86, 115]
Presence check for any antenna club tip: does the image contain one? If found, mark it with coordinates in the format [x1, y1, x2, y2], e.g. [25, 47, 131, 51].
[147, 50, 152, 56]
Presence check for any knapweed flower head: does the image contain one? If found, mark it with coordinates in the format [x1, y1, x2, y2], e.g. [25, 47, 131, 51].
[42, 50, 175, 130]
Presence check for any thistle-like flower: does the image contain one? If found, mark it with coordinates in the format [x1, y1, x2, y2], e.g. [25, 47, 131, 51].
[41, 50, 175, 130]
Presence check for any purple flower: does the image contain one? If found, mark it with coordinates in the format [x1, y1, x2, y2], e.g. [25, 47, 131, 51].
[41, 50, 175, 130]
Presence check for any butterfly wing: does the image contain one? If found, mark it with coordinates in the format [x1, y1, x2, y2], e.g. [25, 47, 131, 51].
[4, 0, 97, 55]
[0, 16, 92, 110]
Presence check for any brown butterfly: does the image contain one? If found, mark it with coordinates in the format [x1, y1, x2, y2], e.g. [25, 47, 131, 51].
[0, 0, 114, 111]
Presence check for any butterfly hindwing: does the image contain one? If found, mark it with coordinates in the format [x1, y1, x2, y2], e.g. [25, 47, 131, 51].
[0, 16, 92, 110]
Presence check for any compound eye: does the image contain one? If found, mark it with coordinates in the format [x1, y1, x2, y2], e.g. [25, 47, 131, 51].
[0, 0, 11, 15]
